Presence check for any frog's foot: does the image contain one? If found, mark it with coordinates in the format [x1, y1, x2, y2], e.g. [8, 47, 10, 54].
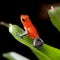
[16, 31, 27, 38]
[33, 38, 44, 50]
[16, 33, 23, 38]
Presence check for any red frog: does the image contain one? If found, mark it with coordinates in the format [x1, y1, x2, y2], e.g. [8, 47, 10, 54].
[17, 15, 44, 49]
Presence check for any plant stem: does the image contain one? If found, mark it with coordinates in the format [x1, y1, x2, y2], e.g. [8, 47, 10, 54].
[0, 21, 9, 28]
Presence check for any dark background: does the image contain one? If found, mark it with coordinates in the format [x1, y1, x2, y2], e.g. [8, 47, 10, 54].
[0, 0, 60, 60]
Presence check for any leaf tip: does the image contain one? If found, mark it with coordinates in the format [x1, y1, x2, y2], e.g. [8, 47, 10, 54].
[50, 6, 55, 12]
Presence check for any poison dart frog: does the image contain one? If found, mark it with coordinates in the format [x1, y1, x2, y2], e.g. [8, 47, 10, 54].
[17, 15, 44, 49]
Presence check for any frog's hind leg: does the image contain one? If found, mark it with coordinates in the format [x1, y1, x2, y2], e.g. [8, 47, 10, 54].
[33, 38, 44, 50]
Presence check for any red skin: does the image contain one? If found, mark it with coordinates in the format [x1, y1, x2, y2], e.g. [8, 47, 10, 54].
[20, 15, 40, 40]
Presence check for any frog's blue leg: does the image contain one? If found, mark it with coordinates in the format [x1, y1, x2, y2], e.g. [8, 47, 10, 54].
[16, 31, 27, 38]
[33, 38, 44, 50]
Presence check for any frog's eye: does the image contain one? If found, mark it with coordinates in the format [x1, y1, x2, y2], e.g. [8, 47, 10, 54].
[22, 17, 26, 22]
[22, 18, 25, 21]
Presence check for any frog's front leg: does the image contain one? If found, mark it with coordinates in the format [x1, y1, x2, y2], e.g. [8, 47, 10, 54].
[16, 31, 28, 38]
[33, 38, 44, 50]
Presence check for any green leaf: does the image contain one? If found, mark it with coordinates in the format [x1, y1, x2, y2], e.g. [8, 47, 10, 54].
[9, 24, 60, 60]
[3, 52, 29, 60]
[48, 6, 60, 31]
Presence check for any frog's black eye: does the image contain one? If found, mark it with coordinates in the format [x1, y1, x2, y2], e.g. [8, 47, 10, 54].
[22, 18, 25, 22]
